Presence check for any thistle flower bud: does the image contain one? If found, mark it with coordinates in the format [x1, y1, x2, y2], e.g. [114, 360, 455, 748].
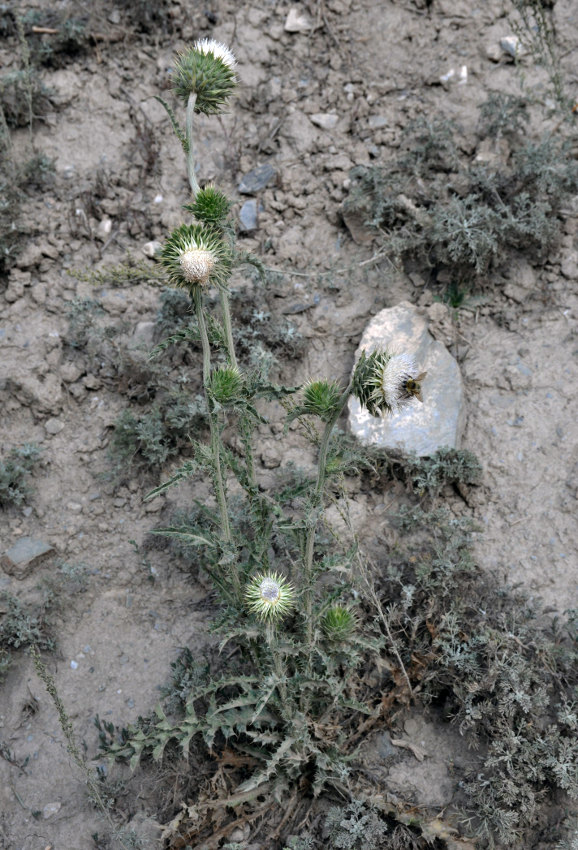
[322, 605, 357, 642]
[208, 366, 243, 405]
[245, 572, 295, 622]
[301, 380, 343, 422]
[172, 39, 237, 114]
[160, 223, 231, 292]
[352, 349, 425, 417]
[184, 186, 231, 226]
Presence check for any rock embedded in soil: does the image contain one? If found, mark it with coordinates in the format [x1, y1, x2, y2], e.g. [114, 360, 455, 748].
[348, 302, 465, 456]
[44, 417, 65, 435]
[238, 163, 276, 194]
[1, 537, 55, 579]
[239, 199, 259, 232]
[284, 7, 313, 32]
[310, 113, 339, 130]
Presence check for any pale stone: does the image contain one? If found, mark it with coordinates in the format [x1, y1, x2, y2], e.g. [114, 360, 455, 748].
[42, 802, 61, 819]
[60, 362, 83, 383]
[500, 35, 522, 58]
[1, 538, 56, 579]
[45, 417, 64, 435]
[133, 321, 156, 346]
[284, 8, 313, 32]
[348, 302, 465, 456]
[561, 252, 578, 280]
[310, 113, 339, 131]
[142, 240, 162, 258]
[31, 283, 47, 304]
[96, 217, 113, 241]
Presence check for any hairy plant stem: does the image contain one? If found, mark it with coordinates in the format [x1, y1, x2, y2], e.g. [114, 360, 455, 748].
[193, 287, 239, 595]
[219, 290, 238, 369]
[266, 623, 288, 705]
[302, 382, 353, 673]
[186, 93, 200, 197]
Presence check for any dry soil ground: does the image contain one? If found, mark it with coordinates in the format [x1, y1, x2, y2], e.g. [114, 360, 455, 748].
[0, 1, 577, 848]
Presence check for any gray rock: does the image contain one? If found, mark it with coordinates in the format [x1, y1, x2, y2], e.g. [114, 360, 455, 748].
[1, 537, 56, 579]
[238, 163, 276, 194]
[42, 802, 61, 819]
[341, 207, 375, 245]
[133, 321, 156, 346]
[60, 362, 83, 383]
[284, 7, 313, 32]
[500, 35, 522, 58]
[368, 115, 388, 129]
[282, 111, 318, 153]
[310, 113, 339, 131]
[142, 240, 162, 258]
[561, 252, 578, 280]
[44, 417, 64, 435]
[348, 302, 465, 456]
[239, 199, 259, 232]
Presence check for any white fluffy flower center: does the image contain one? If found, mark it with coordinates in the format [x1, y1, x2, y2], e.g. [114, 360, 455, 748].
[179, 249, 215, 284]
[194, 38, 236, 70]
[259, 578, 281, 603]
[380, 353, 417, 408]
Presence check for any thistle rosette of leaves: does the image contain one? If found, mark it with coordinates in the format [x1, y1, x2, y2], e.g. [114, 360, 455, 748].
[172, 38, 237, 114]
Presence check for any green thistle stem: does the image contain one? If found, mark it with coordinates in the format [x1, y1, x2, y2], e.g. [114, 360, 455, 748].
[186, 93, 201, 197]
[265, 623, 288, 705]
[302, 382, 353, 672]
[219, 289, 238, 369]
[193, 287, 238, 593]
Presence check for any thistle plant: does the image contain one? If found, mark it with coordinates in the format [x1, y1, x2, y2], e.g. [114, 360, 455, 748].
[109, 38, 427, 805]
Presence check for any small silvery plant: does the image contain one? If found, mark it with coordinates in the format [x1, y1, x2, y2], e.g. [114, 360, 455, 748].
[110, 39, 426, 800]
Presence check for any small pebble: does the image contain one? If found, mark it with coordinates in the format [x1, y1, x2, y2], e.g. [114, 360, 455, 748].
[44, 418, 64, 436]
[43, 802, 61, 819]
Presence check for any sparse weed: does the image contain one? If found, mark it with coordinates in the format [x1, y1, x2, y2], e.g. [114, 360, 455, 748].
[325, 800, 388, 848]
[511, 0, 570, 111]
[478, 92, 529, 141]
[0, 444, 42, 508]
[343, 100, 578, 283]
[0, 562, 90, 681]
[0, 592, 54, 681]
[69, 259, 168, 290]
[0, 70, 51, 128]
[20, 9, 91, 68]
[108, 392, 206, 478]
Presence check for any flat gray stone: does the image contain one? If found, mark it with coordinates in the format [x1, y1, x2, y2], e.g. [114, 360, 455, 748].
[238, 163, 276, 195]
[239, 199, 259, 232]
[348, 302, 465, 456]
[44, 417, 64, 435]
[310, 113, 339, 131]
[1, 537, 55, 579]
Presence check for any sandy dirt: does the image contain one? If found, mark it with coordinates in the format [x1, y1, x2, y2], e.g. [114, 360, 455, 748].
[0, 0, 576, 848]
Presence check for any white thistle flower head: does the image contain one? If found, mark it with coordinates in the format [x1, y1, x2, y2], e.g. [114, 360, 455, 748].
[353, 349, 426, 417]
[193, 38, 236, 70]
[179, 249, 215, 285]
[245, 572, 295, 622]
[160, 223, 231, 293]
[374, 352, 418, 412]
